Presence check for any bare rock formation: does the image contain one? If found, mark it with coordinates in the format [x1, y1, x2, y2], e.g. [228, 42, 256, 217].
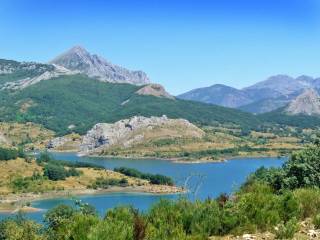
[80, 115, 204, 154]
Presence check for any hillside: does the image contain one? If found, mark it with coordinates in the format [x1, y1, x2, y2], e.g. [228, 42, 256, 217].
[80, 115, 204, 154]
[258, 108, 320, 129]
[0, 74, 261, 135]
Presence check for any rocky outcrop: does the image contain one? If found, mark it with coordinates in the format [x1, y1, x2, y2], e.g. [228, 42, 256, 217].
[47, 134, 82, 151]
[80, 115, 204, 154]
[50, 46, 150, 85]
[47, 136, 73, 149]
[136, 84, 174, 99]
[286, 88, 320, 116]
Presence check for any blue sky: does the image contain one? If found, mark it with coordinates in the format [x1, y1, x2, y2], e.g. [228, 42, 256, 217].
[1, 0, 320, 94]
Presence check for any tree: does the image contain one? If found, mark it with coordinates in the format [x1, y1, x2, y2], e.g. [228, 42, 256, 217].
[44, 164, 67, 181]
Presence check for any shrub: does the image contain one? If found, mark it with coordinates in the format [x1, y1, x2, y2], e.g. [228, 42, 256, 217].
[274, 218, 298, 239]
[249, 142, 320, 191]
[44, 204, 77, 230]
[44, 164, 67, 181]
[0, 147, 24, 161]
[313, 214, 320, 229]
[294, 188, 320, 219]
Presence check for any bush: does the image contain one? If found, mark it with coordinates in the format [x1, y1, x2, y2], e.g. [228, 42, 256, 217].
[274, 218, 298, 239]
[0, 147, 24, 161]
[44, 204, 77, 230]
[249, 142, 320, 191]
[44, 164, 67, 181]
[294, 188, 320, 219]
[313, 214, 320, 229]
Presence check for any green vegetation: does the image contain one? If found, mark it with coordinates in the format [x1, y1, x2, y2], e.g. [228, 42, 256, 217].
[259, 108, 320, 129]
[0, 74, 262, 135]
[0, 59, 54, 84]
[10, 171, 50, 193]
[2, 142, 320, 239]
[36, 152, 82, 181]
[249, 140, 320, 191]
[0, 73, 318, 138]
[37, 151, 104, 169]
[0, 147, 25, 160]
[43, 164, 81, 181]
[89, 177, 129, 189]
[114, 167, 174, 186]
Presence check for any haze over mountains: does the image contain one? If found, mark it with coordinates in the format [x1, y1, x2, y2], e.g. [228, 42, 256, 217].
[178, 74, 320, 114]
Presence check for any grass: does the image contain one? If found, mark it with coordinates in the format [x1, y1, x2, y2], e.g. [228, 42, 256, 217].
[100, 125, 307, 161]
[0, 74, 262, 135]
[0, 158, 148, 196]
[0, 122, 54, 149]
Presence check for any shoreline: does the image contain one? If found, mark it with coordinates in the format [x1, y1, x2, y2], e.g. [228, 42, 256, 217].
[0, 185, 185, 214]
[64, 151, 287, 164]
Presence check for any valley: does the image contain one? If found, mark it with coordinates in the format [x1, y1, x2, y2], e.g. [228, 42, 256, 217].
[0, 46, 320, 239]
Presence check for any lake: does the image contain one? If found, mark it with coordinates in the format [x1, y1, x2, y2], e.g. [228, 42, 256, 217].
[0, 153, 285, 222]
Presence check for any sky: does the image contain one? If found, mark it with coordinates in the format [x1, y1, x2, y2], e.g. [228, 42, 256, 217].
[1, 0, 320, 95]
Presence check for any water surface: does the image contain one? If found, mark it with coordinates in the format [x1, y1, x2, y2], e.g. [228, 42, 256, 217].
[0, 153, 285, 222]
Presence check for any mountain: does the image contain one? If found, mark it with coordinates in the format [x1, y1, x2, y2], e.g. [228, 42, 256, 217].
[285, 88, 320, 116]
[0, 59, 74, 90]
[178, 75, 320, 113]
[177, 84, 252, 108]
[0, 74, 260, 135]
[50, 46, 150, 85]
[243, 74, 313, 96]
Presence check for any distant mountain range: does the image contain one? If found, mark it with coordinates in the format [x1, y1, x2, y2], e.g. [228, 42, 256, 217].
[0, 46, 319, 136]
[178, 75, 320, 114]
[0, 46, 261, 135]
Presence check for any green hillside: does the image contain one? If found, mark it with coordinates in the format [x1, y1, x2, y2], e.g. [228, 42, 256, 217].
[0, 75, 261, 135]
[258, 107, 320, 129]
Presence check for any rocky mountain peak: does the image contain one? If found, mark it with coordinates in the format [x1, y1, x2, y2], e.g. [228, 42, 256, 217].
[286, 88, 320, 116]
[50, 46, 150, 85]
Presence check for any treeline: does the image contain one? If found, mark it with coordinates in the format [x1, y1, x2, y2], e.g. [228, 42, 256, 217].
[178, 145, 289, 159]
[37, 152, 104, 170]
[114, 167, 174, 186]
[89, 177, 129, 189]
[0, 147, 25, 161]
[36, 152, 83, 181]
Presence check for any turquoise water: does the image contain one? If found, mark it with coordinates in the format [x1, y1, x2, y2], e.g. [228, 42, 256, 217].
[0, 153, 285, 222]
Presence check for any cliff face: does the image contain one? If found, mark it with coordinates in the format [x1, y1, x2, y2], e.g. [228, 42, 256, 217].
[286, 88, 320, 116]
[80, 115, 204, 154]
